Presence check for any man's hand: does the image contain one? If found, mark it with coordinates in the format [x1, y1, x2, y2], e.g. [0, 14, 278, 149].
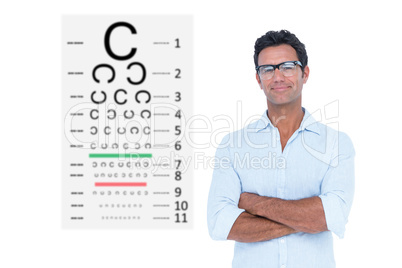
[238, 192, 267, 215]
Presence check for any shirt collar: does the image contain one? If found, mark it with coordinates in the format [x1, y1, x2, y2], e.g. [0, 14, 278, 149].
[254, 107, 321, 135]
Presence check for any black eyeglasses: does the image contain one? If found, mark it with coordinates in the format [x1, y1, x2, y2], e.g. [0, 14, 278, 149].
[256, 61, 303, 80]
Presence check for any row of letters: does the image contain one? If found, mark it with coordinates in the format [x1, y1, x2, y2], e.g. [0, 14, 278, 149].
[89, 142, 151, 149]
[92, 161, 151, 168]
[89, 109, 151, 120]
[93, 190, 149, 196]
[94, 173, 148, 178]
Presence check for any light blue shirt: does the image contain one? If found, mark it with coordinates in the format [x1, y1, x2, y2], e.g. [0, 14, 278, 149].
[207, 108, 355, 268]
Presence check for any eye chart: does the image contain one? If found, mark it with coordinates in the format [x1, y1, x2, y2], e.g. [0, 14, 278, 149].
[62, 15, 193, 229]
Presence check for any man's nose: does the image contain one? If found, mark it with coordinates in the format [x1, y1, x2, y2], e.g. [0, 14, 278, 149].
[272, 68, 285, 82]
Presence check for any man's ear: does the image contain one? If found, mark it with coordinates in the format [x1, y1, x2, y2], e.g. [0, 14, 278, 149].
[303, 65, 310, 84]
[256, 72, 262, 89]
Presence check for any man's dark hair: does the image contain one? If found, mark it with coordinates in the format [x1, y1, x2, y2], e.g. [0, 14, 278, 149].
[254, 30, 308, 73]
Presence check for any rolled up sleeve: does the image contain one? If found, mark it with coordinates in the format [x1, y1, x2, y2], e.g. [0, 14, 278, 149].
[207, 137, 245, 240]
[319, 132, 355, 238]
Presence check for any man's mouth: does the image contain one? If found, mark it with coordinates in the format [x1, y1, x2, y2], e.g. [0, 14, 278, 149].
[271, 86, 290, 91]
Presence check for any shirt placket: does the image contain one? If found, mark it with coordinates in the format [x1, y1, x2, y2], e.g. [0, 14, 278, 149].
[272, 127, 288, 268]
[276, 128, 302, 268]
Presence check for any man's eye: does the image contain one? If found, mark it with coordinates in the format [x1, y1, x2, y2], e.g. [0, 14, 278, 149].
[261, 67, 274, 74]
[281, 64, 295, 71]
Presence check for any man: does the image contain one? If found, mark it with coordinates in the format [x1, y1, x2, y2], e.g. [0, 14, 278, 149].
[207, 30, 355, 268]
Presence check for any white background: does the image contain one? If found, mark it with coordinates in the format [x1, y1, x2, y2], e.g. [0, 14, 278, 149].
[1, 0, 401, 267]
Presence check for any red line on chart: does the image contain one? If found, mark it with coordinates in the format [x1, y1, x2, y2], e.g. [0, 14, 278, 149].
[95, 182, 147, 187]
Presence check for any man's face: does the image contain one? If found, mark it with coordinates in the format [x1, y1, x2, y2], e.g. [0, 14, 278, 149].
[256, 44, 309, 106]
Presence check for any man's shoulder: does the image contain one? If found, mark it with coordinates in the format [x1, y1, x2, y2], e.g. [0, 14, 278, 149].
[216, 118, 263, 148]
[313, 121, 354, 146]
[308, 120, 355, 161]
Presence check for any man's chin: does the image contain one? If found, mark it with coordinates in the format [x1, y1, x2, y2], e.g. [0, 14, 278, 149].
[266, 96, 300, 107]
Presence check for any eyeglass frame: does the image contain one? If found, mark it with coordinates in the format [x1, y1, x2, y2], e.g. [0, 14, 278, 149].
[255, 61, 303, 79]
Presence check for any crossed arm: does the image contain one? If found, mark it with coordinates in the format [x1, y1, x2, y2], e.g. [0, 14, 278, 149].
[209, 133, 355, 243]
[227, 193, 328, 243]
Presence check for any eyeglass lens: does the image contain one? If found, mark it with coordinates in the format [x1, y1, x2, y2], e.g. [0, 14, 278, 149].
[258, 62, 298, 80]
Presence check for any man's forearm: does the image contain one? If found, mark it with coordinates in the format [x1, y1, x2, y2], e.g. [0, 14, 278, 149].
[239, 193, 328, 233]
[227, 211, 297, 243]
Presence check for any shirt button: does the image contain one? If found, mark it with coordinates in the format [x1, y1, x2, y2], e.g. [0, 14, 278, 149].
[281, 265, 286, 268]
[280, 238, 285, 243]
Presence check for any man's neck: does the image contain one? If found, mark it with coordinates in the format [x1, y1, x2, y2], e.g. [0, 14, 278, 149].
[267, 102, 304, 137]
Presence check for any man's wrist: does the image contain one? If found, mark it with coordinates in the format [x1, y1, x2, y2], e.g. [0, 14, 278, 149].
[253, 195, 274, 218]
